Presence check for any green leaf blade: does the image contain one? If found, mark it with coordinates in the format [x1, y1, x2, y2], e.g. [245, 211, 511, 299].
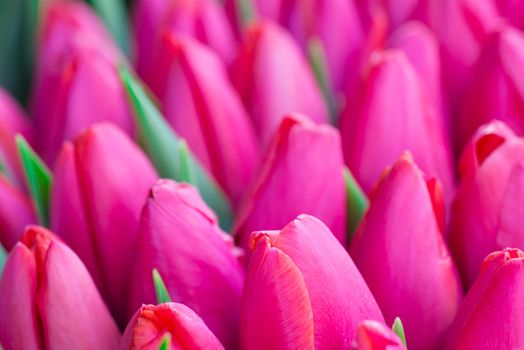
[0, 243, 7, 279]
[152, 268, 172, 304]
[392, 317, 407, 348]
[86, 0, 129, 55]
[158, 333, 171, 350]
[344, 167, 368, 241]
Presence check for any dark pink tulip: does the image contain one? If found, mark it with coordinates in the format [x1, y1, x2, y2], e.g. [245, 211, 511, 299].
[234, 114, 346, 251]
[146, 33, 258, 204]
[121, 303, 224, 350]
[31, 1, 134, 165]
[51, 123, 157, 325]
[352, 320, 406, 350]
[0, 88, 33, 187]
[133, 0, 237, 82]
[232, 20, 327, 144]
[0, 175, 36, 250]
[457, 25, 524, 152]
[128, 179, 244, 349]
[340, 50, 454, 199]
[241, 214, 384, 349]
[443, 248, 524, 349]
[0, 226, 120, 349]
[449, 120, 524, 288]
[495, 0, 524, 29]
[350, 153, 462, 350]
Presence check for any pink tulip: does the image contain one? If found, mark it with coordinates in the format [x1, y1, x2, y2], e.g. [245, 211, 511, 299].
[232, 20, 327, 144]
[449, 120, 524, 288]
[241, 214, 384, 349]
[0, 175, 36, 250]
[340, 50, 454, 199]
[350, 153, 462, 350]
[0, 88, 33, 187]
[443, 248, 524, 349]
[0, 226, 120, 349]
[146, 33, 258, 205]
[457, 25, 524, 152]
[121, 303, 224, 350]
[133, 0, 237, 82]
[352, 320, 406, 350]
[31, 1, 134, 165]
[494, 0, 524, 29]
[51, 123, 157, 325]
[128, 179, 244, 349]
[234, 114, 346, 251]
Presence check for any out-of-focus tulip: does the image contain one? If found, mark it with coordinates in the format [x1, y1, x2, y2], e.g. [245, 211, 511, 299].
[340, 50, 454, 198]
[443, 248, 524, 349]
[0, 88, 33, 187]
[350, 153, 462, 350]
[234, 114, 346, 250]
[128, 179, 244, 349]
[0, 175, 36, 250]
[51, 123, 157, 325]
[121, 303, 224, 349]
[494, 0, 524, 30]
[241, 214, 384, 349]
[457, 25, 524, 152]
[31, 1, 134, 165]
[449, 120, 524, 288]
[352, 320, 407, 350]
[0, 226, 120, 349]
[133, 0, 237, 82]
[145, 33, 258, 205]
[232, 20, 327, 144]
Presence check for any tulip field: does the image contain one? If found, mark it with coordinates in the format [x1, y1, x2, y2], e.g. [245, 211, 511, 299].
[1, 0, 524, 349]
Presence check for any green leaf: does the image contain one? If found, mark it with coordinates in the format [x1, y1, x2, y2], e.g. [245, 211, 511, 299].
[158, 334, 171, 350]
[0, 243, 7, 279]
[392, 317, 407, 348]
[344, 167, 368, 240]
[86, 0, 129, 55]
[152, 268, 172, 304]
[308, 37, 338, 125]
[16, 135, 53, 227]
[119, 65, 233, 230]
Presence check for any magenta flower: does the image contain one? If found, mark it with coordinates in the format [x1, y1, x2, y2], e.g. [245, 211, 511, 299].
[0, 226, 120, 349]
[128, 179, 244, 349]
[352, 320, 406, 350]
[241, 214, 384, 349]
[51, 123, 157, 325]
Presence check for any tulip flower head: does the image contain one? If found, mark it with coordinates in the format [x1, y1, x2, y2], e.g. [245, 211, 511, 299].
[352, 320, 407, 350]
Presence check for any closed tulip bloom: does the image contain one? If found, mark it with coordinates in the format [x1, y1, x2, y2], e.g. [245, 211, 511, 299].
[0, 175, 36, 250]
[121, 303, 224, 350]
[449, 121, 524, 288]
[340, 50, 454, 198]
[352, 320, 407, 350]
[457, 25, 524, 151]
[51, 123, 157, 325]
[31, 1, 134, 165]
[241, 214, 384, 349]
[232, 20, 327, 144]
[234, 114, 346, 250]
[496, 0, 524, 30]
[444, 248, 524, 349]
[0, 226, 120, 349]
[350, 153, 462, 350]
[133, 0, 237, 82]
[128, 179, 244, 349]
[148, 33, 258, 204]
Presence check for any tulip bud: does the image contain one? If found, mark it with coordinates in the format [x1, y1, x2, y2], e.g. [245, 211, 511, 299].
[241, 214, 384, 349]
[443, 248, 524, 349]
[121, 303, 224, 350]
[232, 20, 327, 144]
[449, 120, 524, 288]
[51, 123, 157, 325]
[128, 179, 244, 349]
[31, 2, 134, 165]
[350, 153, 463, 350]
[340, 50, 454, 199]
[457, 25, 524, 152]
[133, 0, 237, 81]
[0, 175, 36, 250]
[352, 320, 407, 350]
[0, 226, 120, 349]
[234, 114, 346, 250]
[146, 33, 258, 205]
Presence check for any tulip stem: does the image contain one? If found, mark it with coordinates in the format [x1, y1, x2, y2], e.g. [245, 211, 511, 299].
[152, 268, 172, 304]
[392, 317, 407, 348]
